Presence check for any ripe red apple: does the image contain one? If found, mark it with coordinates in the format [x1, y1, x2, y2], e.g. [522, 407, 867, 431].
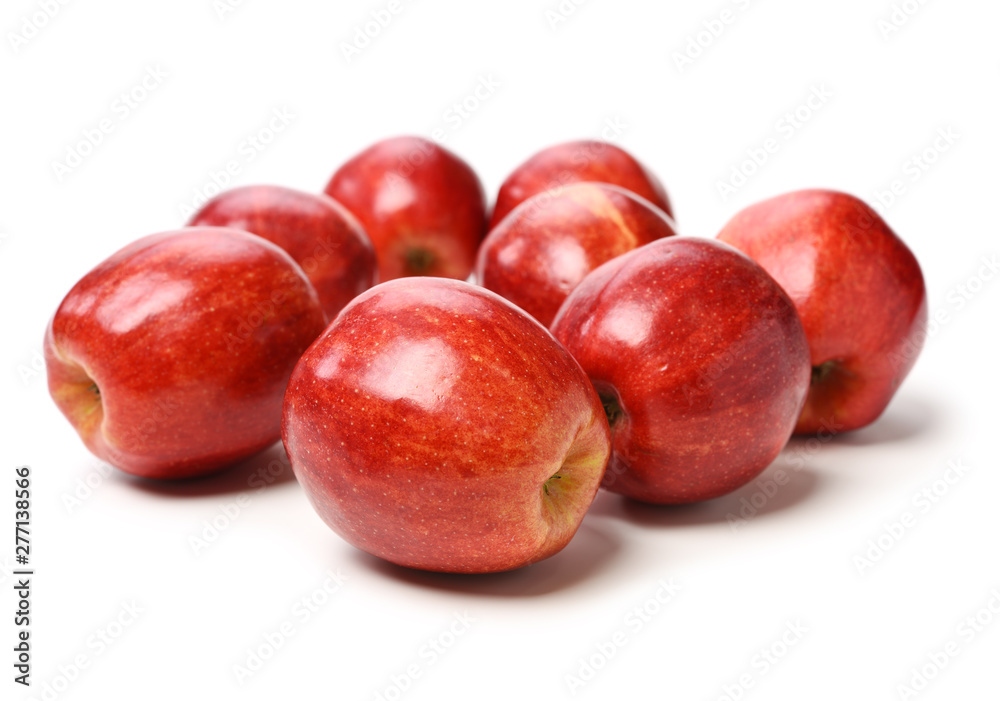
[45, 227, 327, 480]
[475, 182, 678, 326]
[188, 185, 376, 319]
[490, 140, 672, 230]
[717, 189, 927, 434]
[324, 136, 487, 282]
[551, 237, 810, 505]
[282, 277, 611, 573]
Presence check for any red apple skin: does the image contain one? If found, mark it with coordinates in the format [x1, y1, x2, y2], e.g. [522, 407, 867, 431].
[282, 278, 611, 574]
[475, 182, 678, 327]
[551, 237, 810, 505]
[188, 185, 376, 320]
[490, 140, 672, 230]
[45, 227, 327, 480]
[717, 190, 927, 434]
[324, 136, 487, 282]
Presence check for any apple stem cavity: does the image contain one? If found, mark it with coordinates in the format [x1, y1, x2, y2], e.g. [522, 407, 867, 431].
[600, 394, 623, 429]
[405, 247, 436, 275]
[811, 360, 841, 386]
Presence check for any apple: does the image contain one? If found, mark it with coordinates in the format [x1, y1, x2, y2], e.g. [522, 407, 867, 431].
[324, 136, 487, 282]
[188, 185, 377, 319]
[45, 227, 327, 480]
[490, 140, 672, 230]
[475, 182, 678, 326]
[282, 277, 611, 573]
[717, 189, 927, 434]
[550, 237, 810, 505]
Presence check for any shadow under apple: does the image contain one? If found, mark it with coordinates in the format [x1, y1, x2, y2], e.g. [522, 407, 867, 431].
[834, 392, 943, 447]
[586, 461, 823, 529]
[125, 441, 297, 498]
[348, 519, 624, 598]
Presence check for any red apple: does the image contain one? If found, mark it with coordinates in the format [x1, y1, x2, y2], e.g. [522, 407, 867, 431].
[324, 136, 486, 281]
[475, 182, 678, 326]
[282, 277, 611, 573]
[45, 227, 327, 479]
[490, 140, 672, 230]
[188, 185, 376, 319]
[551, 237, 810, 505]
[717, 189, 927, 434]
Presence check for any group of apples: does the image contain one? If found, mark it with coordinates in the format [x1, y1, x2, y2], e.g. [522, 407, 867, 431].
[45, 136, 927, 574]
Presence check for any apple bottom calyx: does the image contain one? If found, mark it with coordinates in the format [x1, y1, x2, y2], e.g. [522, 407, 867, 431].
[797, 358, 863, 435]
[281, 277, 611, 573]
[47, 346, 105, 441]
[542, 473, 562, 496]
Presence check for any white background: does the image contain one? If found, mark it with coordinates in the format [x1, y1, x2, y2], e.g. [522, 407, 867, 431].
[2, 0, 998, 699]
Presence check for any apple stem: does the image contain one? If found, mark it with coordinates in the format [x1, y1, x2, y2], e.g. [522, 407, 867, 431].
[89, 383, 101, 397]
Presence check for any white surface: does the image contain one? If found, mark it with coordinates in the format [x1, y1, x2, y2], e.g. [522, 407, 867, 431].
[2, 0, 998, 699]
